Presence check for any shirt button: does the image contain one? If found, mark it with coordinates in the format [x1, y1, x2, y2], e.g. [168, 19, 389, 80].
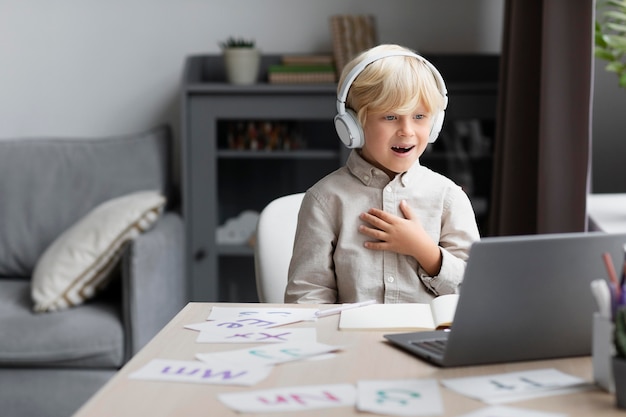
[387, 276, 395, 283]
[363, 175, 370, 182]
[385, 186, 392, 193]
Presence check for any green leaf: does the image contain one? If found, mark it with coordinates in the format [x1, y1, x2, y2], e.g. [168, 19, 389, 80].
[219, 36, 255, 49]
[607, 22, 626, 33]
[604, 10, 626, 23]
[619, 72, 626, 88]
[605, 0, 626, 8]
[607, 61, 626, 72]
[596, 0, 626, 89]
[604, 34, 626, 49]
[596, 48, 616, 61]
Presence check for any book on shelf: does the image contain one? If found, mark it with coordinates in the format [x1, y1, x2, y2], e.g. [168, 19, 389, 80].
[268, 63, 337, 84]
[281, 54, 334, 66]
[338, 294, 459, 331]
[329, 14, 378, 75]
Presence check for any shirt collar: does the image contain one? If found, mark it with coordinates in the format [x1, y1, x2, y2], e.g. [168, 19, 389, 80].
[346, 149, 423, 188]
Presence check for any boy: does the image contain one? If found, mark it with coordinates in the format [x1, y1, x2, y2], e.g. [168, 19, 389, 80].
[284, 44, 480, 304]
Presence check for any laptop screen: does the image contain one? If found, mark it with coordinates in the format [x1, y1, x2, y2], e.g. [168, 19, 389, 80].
[385, 232, 626, 367]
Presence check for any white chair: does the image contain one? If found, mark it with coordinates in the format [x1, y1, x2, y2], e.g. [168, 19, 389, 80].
[254, 193, 305, 303]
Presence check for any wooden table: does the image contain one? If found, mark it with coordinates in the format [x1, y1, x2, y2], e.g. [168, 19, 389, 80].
[73, 303, 623, 416]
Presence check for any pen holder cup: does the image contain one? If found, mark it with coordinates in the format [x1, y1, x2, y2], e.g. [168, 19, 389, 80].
[593, 312, 615, 393]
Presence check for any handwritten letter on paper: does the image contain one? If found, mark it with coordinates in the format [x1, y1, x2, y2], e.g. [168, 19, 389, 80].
[196, 341, 341, 367]
[207, 306, 318, 326]
[195, 327, 317, 344]
[357, 379, 444, 417]
[441, 368, 589, 404]
[218, 384, 356, 413]
[128, 358, 273, 386]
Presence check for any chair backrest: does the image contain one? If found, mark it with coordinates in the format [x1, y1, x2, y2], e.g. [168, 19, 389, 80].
[254, 193, 305, 303]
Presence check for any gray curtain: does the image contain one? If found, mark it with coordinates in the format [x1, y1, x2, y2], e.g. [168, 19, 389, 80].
[489, 0, 594, 236]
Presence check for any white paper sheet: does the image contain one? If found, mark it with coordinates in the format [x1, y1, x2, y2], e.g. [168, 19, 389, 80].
[356, 379, 444, 416]
[195, 327, 317, 344]
[440, 368, 591, 404]
[196, 341, 342, 367]
[184, 321, 221, 332]
[456, 405, 567, 417]
[218, 383, 356, 413]
[128, 358, 273, 386]
[207, 306, 318, 327]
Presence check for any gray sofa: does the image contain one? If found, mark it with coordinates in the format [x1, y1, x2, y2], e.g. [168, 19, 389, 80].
[0, 126, 186, 417]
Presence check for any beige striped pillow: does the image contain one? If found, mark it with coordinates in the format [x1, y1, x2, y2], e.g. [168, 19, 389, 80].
[31, 190, 165, 312]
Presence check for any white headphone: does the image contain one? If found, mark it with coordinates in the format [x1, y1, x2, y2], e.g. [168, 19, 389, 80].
[334, 49, 448, 149]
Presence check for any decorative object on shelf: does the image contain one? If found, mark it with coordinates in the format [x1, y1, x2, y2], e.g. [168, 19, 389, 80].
[216, 210, 259, 245]
[595, 0, 626, 88]
[329, 15, 377, 76]
[219, 36, 260, 85]
[222, 121, 305, 151]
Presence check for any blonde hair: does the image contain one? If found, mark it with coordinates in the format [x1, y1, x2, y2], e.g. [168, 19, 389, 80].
[337, 44, 445, 127]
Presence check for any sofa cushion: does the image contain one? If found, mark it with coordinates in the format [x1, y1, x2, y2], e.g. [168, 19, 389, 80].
[0, 126, 172, 278]
[31, 191, 165, 312]
[0, 279, 124, 368]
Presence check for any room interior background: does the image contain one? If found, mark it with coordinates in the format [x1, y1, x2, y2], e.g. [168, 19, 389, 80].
[0, 0, 501, 186]
[0, 0, 623, 208]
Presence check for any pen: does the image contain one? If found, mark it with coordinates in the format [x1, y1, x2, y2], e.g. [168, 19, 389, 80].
[621, 243, 626, 287]
[602, 252, 621, 302]
[315, 299, 377, 318]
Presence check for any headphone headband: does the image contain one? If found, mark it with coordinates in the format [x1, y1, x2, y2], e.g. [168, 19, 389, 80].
[336, 50, 448, 115]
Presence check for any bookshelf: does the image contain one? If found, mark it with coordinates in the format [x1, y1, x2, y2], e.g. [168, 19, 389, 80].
[181, 54, 499, 302]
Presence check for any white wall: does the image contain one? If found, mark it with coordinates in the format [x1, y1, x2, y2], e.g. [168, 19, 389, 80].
[0, 0, 504, 139]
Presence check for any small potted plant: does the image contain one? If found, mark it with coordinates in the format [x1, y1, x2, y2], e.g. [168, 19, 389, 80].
[219, 36, 260, 85]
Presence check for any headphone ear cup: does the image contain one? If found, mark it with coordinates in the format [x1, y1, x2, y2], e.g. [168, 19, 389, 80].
[334, 109, 364, 148]
[428, 110, 445, 143]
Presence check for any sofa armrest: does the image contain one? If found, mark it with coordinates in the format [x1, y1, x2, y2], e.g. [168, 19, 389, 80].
[120, 211, 186, 359]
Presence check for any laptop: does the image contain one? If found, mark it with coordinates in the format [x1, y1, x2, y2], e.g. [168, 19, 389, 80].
[384, 231, 626, 367]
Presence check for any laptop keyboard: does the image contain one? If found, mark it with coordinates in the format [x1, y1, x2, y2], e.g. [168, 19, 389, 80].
[410, 338, 447, 356]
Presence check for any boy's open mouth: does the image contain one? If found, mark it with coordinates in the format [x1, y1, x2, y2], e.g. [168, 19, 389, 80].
[391, 145, 415, 154]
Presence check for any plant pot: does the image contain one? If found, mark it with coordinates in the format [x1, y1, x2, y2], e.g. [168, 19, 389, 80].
[612, 356, 626, 409]
[222, 48, 260, 85]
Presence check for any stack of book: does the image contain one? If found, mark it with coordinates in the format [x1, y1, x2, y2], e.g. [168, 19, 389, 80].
[268, 54, 337, 84]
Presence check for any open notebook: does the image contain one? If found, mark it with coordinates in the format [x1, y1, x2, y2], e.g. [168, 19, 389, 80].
[384, 231, 626, 367]
[339, 294, 458, 331]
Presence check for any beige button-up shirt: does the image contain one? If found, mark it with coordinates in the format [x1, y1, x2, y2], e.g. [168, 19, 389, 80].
[285, 150, 480, 304]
